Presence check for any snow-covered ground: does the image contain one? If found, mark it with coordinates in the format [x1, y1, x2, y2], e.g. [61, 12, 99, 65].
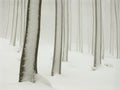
[0, 38, 120, 90]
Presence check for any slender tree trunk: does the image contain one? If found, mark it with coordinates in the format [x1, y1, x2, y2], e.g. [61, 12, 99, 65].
[19, 0, 42, 82]
[100, 0, 104, 59]
[19, 0, 24, 50]
[68, 0, 72, 51]
[10, 0, 16, 44]
[92, 0, 95, 55]
[78, 0, 80, 52]
[51, 0, 63, 76]
[77, 0, 83, 53]
[13, 0, 19, 46]
[61, 0, 65, 62]
[10, 0, 19, 46]
[110, 0, 116, 56]
[62, 0, 69, 61]
[101, 28, 104, 59]
[117, 0, 120, 58]
[93, 0, 102, 68]
[66, 0, 69, 61]
[114, 0, 120, 59]
[110, 0, 113, 55]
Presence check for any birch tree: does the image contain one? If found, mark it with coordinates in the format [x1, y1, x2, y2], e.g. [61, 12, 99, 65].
[19, 0, 42, 82]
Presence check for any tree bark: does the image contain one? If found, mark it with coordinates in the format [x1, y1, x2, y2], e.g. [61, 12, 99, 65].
[19, 0, 42, 82]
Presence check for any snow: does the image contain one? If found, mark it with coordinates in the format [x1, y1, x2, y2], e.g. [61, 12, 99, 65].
[0, 38, 119, 90]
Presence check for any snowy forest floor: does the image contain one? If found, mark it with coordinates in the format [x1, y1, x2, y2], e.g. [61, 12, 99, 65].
[0, 38, 120, 90]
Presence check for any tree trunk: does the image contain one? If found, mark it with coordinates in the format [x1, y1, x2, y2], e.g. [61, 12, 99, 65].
[62, 0, 69, 61]
[114, 0, 120, 59]
[51, 0, 63, 76]
[93, 0, 102, 68]
[68, 0, 72, 51]
[10, 0, 16, 45]
[19, 0, 42, 82]
[13, 0, 19, 46]
[92, 0, 95, 55]
[77, 0, 83, 53]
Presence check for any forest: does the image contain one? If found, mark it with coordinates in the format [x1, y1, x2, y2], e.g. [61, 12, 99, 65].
[0, 0, 120, 90]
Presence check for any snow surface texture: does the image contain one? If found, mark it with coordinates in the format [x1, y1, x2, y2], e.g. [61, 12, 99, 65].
[0, 38, 120, 90]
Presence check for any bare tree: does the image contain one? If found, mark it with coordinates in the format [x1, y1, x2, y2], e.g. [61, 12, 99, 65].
[92, 0, 95, 55]
[62, 0, 69, 61]
[10, 0, 16, 45]
[51, 0, 70, 76]
[100, 1, 104, 59]
[19, 0, 42, 82]
[110, 0, 114, 55]
[77, 0, 83, 53]
[114, 0, 120, 59]
[68, 0, 72, 51]
[93, 0, 102, 68]
[51, 0, 63, 76]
